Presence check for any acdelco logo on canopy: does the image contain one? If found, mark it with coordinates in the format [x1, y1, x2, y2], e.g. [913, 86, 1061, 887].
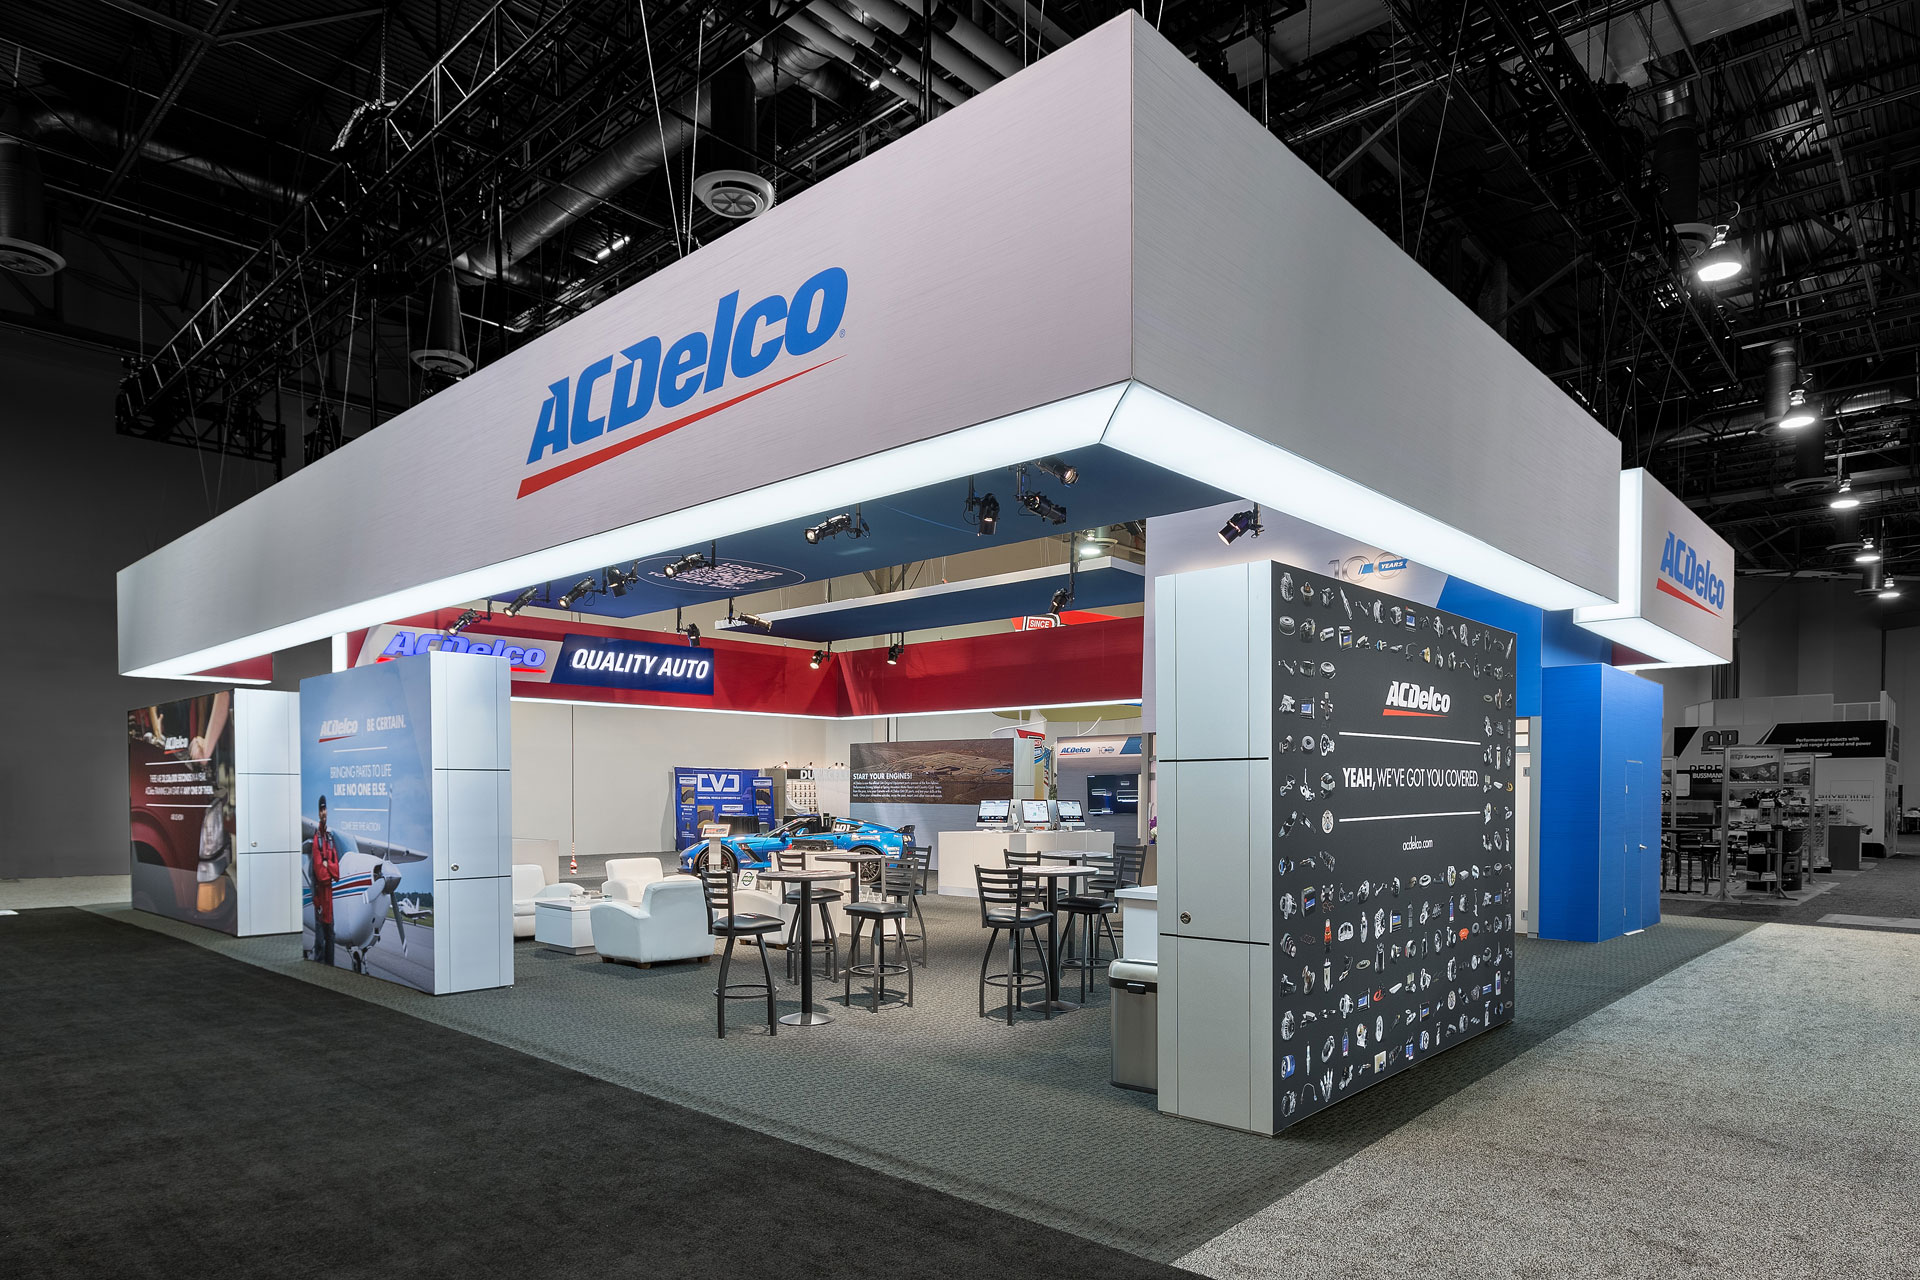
[519, 267, 848, 498]
[1384, 682, 1450, 716]
[1657, 532, 1725, 615]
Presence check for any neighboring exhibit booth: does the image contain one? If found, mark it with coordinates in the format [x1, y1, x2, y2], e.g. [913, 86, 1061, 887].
[116, 15, 1735, 1135]
[129, 687, 302, 937]
[299, 650, 514, 995]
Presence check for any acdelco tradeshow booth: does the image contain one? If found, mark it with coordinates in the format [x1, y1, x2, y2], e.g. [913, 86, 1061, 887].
[117, 14, 1731, 1140]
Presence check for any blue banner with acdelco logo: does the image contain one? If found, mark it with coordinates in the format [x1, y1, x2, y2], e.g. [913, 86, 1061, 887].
[554, 634, 716, 695]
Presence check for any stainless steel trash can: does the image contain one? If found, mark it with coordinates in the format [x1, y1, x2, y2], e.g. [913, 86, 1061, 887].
[1108, 959, 1158, 1092]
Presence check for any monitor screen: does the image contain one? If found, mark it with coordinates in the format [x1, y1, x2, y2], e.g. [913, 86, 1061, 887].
[1056, 800, 1084, 821]
[1020, 799, 1053, 825]
[977, 799, 1011, 823]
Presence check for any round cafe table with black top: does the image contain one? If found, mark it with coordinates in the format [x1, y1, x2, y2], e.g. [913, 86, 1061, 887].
[756, 868, 854, 1026]
[1019, 864, 1098, 1012]
[813, 850, 889, 902]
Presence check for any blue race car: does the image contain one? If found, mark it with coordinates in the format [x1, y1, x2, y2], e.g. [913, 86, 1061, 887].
[677, 814, 908, 873]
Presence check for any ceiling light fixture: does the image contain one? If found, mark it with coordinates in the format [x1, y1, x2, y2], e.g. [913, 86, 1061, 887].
[886, 641, 904, 665]
[683, 622, 701, 647]
[1035, 456, 1080, 486]
[809, 649, 828, 670]
[603, 564, 637, 596]
[1856, 539, 1882, 565]
[732, 613, 773, 633]
[804, 510, 867, 543]
[1830, 481, 1860, 510]
[556, 577, 597, 610]
[1020, 491, 1068, 525]
[502, 587, 539, 616]
[1218, 506, 1264, 545]
[1778, 388, 1817, 431]
[662, 551, 710, 579]
[446, 609, 479, 635]
[1880, 578, 1902, 600]
[1694, 226, 1743, 283]
[964, 478, 999, 537]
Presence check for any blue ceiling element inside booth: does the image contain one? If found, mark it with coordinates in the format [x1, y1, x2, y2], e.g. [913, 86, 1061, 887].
[717, 557, 1146, 643]
[491, 445, 1228, 620]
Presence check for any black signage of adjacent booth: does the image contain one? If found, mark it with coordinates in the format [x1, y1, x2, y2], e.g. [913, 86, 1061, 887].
[1270, 563, 1517, 1129]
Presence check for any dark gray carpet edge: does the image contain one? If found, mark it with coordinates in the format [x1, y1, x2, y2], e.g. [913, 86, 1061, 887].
[0, 908, 1195, 1280]
[85, 903, 1758, 1263]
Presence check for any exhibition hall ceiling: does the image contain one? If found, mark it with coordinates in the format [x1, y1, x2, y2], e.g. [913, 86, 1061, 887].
[6, 0, 1916, 581]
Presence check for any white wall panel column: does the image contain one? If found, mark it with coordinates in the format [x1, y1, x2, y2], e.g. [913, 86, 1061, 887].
[233, 689, 301, 936]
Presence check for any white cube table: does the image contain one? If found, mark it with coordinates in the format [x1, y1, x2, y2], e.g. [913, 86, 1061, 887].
[534, 897, 597, 954]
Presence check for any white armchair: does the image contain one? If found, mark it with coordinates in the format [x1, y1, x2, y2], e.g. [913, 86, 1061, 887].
[602, 857, 665, 902]
[512, 864, 581, 938]
[590, 877, 714, 966]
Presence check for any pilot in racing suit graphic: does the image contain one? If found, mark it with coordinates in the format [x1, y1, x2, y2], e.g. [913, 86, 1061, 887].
[311, 795, 340, 966]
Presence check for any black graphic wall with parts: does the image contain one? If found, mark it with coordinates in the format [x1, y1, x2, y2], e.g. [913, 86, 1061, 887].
[1269, 561, 1517, 1128]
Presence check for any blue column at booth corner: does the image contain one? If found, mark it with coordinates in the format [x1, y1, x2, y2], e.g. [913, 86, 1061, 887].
[1537, 664, 1665, 943]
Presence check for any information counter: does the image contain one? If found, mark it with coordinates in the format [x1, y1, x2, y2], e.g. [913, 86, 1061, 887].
[936, 829, 1114, 895]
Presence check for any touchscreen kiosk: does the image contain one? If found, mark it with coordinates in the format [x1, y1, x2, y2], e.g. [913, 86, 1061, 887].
[977, 799, 1011, 826]
[1020, 799, 1054, 828]
[1056, 800, 1084, 824]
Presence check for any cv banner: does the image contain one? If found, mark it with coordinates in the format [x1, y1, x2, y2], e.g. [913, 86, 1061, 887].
[554, 634, 716, 695]
[300, 659, 436, 993]
[849, 740, 1016, 805]
[674, 767, 776, 844]
[129, 691, 236, 933]
[1269, 562, 1517, 1130]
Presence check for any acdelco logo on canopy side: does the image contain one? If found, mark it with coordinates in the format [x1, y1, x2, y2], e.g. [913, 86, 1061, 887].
[1656, 532, 1726, 616]
[518, 267, 848, 498]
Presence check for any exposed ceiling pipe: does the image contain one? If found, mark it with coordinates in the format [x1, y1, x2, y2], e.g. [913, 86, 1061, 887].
[1765, 340, 1798, 423]
[0, 101, 64, 275]
[901, 0, 1022, 78]
[872, 0, 1009, 90]
[805, 2, 971, 107]
[786, 12, 928, 106]
[30, 107, 307, 206]
[453, 31, 850, 281]
[1651, 83, 1699, 226]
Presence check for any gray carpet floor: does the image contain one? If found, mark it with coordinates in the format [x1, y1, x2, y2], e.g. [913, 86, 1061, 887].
[1177, 921, 1920, 1280]
[1662, 844, 1920, 929]
[98, 895, 1751, 1262]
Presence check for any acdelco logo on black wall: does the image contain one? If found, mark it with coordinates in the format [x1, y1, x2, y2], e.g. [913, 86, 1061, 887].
[1384, 682, 1451, 717]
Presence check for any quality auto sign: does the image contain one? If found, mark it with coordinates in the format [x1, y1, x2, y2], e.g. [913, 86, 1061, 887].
[517, 267, 849, 499]
[1656, 531, 1726, 616]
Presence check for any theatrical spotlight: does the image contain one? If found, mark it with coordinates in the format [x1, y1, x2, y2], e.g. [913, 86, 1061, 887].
[1050, 585, 1074, 615]
[1218, 507, 1263, 545]
[557, 577, 597, 610]
[1035, 456, 1079, 486]
[806, 511, 866, 543]
[683, 623, 702, 647]
[965, 478, 999, 537]
[1020, 490, 1068, 525]
[886, 642, 904, 665]
[662, 551, 710, 579]
[733, 613, 773, 634]
[810, 649, 829, 669]
[604, 565, 638, 596]
[447, 609, 479, 635]
[503, 587, 539, 616]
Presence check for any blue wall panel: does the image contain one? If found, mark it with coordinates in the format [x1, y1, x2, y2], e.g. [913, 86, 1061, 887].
[1539, 664, 1665, 942]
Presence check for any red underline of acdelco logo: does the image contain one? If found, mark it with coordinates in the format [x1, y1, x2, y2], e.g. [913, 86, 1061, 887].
[1382, 709, 1443, 718]
[1655, 577, 1721, 615]
[515, 357, 841, 500]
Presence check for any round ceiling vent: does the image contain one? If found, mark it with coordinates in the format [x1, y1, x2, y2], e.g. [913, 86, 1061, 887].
[410, 347, 474, 377]
[693, 169, 775, 220]
[1780, 476, 1831, 495]
[0, 235, 64, 277]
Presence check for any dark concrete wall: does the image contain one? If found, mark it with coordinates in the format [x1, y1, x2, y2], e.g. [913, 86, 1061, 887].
[0, 329, 324, 878]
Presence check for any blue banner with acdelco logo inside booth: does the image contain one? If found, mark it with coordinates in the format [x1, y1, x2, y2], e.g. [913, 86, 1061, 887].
[674, 767, 776, 845]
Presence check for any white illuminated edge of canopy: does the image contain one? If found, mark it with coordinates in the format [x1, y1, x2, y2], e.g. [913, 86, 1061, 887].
[126, 380, 1606, 678]
[510, 696, 1144, 721]
[1570, 470, 1729, 669]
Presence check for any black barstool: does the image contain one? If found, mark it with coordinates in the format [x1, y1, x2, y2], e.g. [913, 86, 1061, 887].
[774, 849, 839, 982]
[1059, 845, 1143, 1000]
[878, 846, 931, 966]
[699, 865, 782, 1039]
[843, 898, 914, 1011]
[975, 866, 1053, 1024]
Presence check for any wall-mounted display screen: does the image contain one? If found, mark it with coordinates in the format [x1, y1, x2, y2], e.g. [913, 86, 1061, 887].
[977, 799, 1011, 823]
[1021, 799, 1054, 826]
[1057, 800, 1084, 821]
